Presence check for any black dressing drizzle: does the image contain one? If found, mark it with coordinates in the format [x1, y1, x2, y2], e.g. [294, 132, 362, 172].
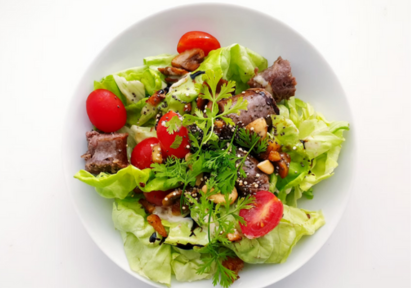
[190, 71, 205, 80]
[184, 215, 201, 237]
[300, 140, 307, 149]
[175, 243, 204, 250]
[149, 231, 167, 245]
[149, 232, 158, 243]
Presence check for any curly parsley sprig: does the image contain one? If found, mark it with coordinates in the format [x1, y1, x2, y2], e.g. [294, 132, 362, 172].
[183, 70, 248, 148]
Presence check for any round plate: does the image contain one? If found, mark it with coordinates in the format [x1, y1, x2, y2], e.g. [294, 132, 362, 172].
[63, 3, 356, 288]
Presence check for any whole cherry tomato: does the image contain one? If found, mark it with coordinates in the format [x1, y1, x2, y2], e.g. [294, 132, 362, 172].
[157, 111, 190, 159]
[86, 89, 126, 132]
[177, 31, 221, 56]
[131, 137, 164, 169]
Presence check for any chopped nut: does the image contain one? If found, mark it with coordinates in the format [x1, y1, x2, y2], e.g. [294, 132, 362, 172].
[268, 150, 281, 162]
[152, 144, 163, 164]
[227, 230, 242, 242]
[207, 187, 238, 205]
[257, 160, 275, 175]
[245, 118, 268, 139]
[195, 173, 203, 186]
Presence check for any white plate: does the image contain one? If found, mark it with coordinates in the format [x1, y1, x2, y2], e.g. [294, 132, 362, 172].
[62, 3, 356, 288]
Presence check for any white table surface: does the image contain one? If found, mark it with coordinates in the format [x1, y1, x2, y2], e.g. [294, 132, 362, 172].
[0, 0, 409, 287]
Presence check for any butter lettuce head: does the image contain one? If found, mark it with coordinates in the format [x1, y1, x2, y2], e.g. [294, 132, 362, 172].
[226, 205, 325, 264]
[270, 97, 349, 206]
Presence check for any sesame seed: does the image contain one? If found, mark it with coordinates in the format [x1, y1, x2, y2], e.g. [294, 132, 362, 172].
[256, 173, 260, 177]
[244, 181, 248, 185]
[293, 146, 296, 150]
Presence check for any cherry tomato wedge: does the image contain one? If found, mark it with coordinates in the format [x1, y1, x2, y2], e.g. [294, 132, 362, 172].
[157, 111, 190, 159]
[239, 191, 283, 239]
[86, 89, 127, 132]
[177, 31, 221, 56]
[131, 137, 163, 169]
[144, 190, 171, 206]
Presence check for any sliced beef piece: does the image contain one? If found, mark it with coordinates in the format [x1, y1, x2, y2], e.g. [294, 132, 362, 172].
[215, 88, 279, 139]
[235, 150, 269, 197]
[81, 131, 129, 174]
[248, 56, 297, 103]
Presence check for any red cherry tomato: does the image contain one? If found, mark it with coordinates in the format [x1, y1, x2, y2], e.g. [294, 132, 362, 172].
[157, 111, 190, 159]
[177, 31, 221, 56]
[131, 137, 163, 169]
[86, 89, 127, 132]
[144, 190, 171, 206]
[239, 191, 284, 239]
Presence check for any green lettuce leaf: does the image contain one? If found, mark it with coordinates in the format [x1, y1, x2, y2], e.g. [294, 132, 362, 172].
[164, 220, 209, 246]
[123, 233, 172, 286]
[196, 44, 267, 93]
[270, 97, 349, 205]
[299, 145, 342, 191]
[171, 248, 215, 282]
[74, 165, 181, 197]
[94, 75, 127, 105]
[138, 102, 159, 126]
[116, 66, 166, 96]
[112, 198, 214, 285]
[144, 54, 176, 70]
[74, 165, 152, 199]
[113, 75, 145, 105]
[276, 151, 310, 198]
[226, 205, 325, 264]
[112, 198, 172, 285]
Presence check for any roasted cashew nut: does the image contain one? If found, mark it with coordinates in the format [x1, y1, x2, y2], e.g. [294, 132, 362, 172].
[202, 185, 238, 205]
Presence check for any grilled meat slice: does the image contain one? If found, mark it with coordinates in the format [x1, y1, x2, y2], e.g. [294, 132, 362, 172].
[216, 88, 279, 139]
[236, 150, 269, 197]
[248, 57, 297, 102]
[81, 131, 128, 174]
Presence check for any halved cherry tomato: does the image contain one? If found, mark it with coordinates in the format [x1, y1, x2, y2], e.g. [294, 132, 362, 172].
[239, 191, 283, 239]
[131, 137, 164, 169]
[177, 31, 221, 56]
[86, 89, 127, 132]
[157, 111, 190, 159]
[144, 190, 171, 206]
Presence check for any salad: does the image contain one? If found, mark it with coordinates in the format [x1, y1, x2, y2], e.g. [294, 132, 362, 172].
[75, 31, 349, 287]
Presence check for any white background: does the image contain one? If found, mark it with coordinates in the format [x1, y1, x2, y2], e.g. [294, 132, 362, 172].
[0, 0, 409, 287]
